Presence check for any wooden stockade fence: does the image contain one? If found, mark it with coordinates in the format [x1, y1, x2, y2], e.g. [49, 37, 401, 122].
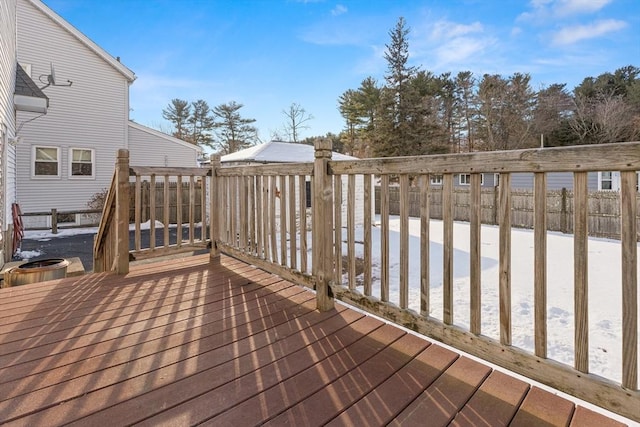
[129, 181, 204, 225]
[377, 185, 640, 240]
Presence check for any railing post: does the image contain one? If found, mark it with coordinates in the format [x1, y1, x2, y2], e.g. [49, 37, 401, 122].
[313, 138, 335, 311]
[210, 154, 221, 263]
[115, 149, 130, 274]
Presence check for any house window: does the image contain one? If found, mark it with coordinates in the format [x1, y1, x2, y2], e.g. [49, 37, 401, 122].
[459, 173, 484, 185]
[430, 175, 443, 185]
[494, 173, 500, 187]
[69, 148, 94, 178]
[33, 146, 60, 177]
[599, 172, 613, 191]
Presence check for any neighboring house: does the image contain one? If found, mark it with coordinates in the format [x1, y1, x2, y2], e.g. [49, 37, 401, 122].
[0, 0, 50, 265]
[221, 141, 372, 226]
[14, 0, 202, 230]
[128, 121, 202, 167]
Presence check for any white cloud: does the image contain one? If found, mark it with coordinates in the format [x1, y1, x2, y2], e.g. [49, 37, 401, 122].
[551, 19, 627, 45]
[430, 21, 484, 40]
[434, 37, 493, 66]
[409, 19, 495, 70]
[331, 4, 347, 16]
[555, 0, 612, 16]
[519, 0, 613, 22]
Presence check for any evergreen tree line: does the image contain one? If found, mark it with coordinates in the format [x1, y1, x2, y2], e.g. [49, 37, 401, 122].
[161, 98, 317, 154]
[337, 17, 640, 157]
[161, 99, 258, 154]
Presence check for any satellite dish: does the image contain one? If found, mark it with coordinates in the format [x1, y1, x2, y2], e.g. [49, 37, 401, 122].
[39, 62, 72, 89]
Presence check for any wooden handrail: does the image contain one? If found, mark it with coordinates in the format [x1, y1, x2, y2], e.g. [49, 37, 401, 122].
[93, 149, 130, 273]
[211, 139, 640, 421]
[94, 151, 219, 272]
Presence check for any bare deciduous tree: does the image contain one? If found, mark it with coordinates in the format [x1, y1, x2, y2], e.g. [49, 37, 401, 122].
[282, 103, 313, 143]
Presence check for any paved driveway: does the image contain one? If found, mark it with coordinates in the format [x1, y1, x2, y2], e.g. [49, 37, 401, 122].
[18, 226, 205, 273]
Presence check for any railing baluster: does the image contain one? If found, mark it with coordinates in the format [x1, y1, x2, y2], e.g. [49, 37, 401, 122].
[380, 174, 390, 302]
[621, 170, 638, 390]
[201, 176, 207, 243]
[279, 175, 287, 266]
[574, 171, 589, 373]
[135, 175, 141, 252]
[176, 176, 182, 248]
[399, 174, 409, 308]
[348, 174, 356, 291]
[150, 174, 156, 252]
[420, 175, 430, 316]
[262, 176, 270, 261]
[240, 176, 248, 252]
[499, 172, 512, 346]
[299, 175, 308, 274]
[334, 175, 342, 285]
[443, 173, 454, 324]
[534, 172, 547, 357]
[255, 176, 263, 258]
[189, 176, 195, 245]
[363, 174, 372, 297]
[221, 176, 229, 245]
[163, 175, 170, 248]
[289, 175, 297, 270]
[470, 172, 482, 334]
[209, 155, 220, 260]
[270, 176, 278, 264]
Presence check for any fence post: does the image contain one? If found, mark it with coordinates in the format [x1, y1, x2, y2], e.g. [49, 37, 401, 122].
[313, 138, 335, 311]
[115, 149, 130, 274]
[210, 154, 221, 262]
[51, 208, 58, 234]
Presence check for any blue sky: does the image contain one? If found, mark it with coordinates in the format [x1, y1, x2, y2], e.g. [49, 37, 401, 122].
[44, 0, 639, 145]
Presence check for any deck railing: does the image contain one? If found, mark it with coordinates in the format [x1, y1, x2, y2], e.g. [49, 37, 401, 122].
[211, 139, 640, 421]
[93, 149, 219, 273]
[95, 142, 639, 420]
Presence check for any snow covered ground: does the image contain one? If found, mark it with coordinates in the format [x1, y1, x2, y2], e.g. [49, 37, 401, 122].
[341, 216, 638, 386]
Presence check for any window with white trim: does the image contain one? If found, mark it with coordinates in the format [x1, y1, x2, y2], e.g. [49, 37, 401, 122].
[598, 171, 614, 190]
[459, 173, 484, 185]
[33, 146, 60, 177]
[69, 148, 95, 178]
[430, 175, 443, 185]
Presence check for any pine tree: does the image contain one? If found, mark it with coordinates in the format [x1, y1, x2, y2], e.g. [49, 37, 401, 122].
[212, 101, 258, 154]
[162, 99, 191, 141]
[189, 99, 215, 148]
[373, 17, 419, 157]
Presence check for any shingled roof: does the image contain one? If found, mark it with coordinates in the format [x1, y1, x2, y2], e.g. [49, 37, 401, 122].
[15, 64, 48, 101]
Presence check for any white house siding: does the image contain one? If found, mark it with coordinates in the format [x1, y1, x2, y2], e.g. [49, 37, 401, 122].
[15, 0, 132, 224]
[510, 172, 599, 191]
[0, 0, 17, 262]
[128, 122, 201, 167]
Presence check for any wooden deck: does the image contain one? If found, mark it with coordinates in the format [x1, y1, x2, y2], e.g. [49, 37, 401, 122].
[0, 254, 629, 426]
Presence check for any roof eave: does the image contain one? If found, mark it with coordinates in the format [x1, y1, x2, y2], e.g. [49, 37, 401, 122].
[14, 94, 48, 114]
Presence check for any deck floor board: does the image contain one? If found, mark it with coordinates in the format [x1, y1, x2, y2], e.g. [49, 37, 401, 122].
[0, 255, 628, 427]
